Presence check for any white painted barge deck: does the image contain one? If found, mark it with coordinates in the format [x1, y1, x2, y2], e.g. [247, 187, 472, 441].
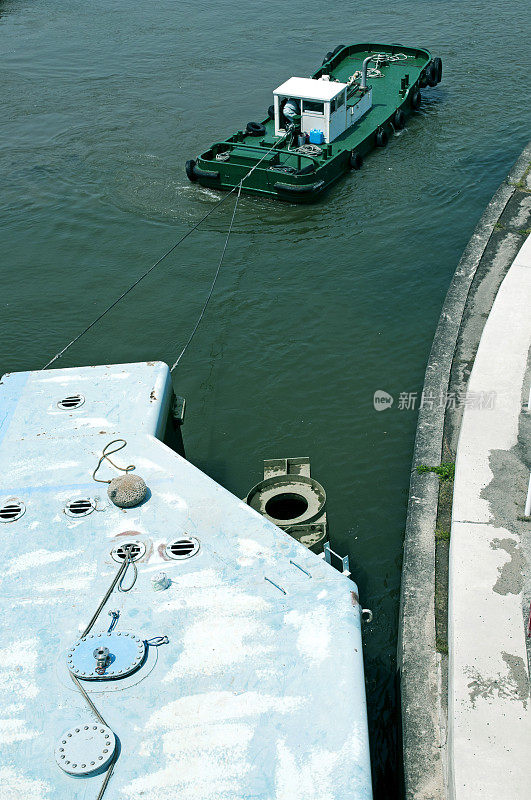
[0, 361, 372, 800]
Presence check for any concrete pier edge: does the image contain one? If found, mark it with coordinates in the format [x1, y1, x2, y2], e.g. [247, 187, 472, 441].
[398, 139, 531, 800]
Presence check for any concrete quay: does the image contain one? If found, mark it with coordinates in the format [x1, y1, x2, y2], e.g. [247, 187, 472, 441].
[449, 231, 531, 798]
[399, 140, 531, 800]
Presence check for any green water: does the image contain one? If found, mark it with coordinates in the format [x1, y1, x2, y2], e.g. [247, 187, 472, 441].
[1, 0, 529, 795]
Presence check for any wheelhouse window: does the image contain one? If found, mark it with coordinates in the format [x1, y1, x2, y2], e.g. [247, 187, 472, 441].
[302, 100, 325, 114]
[335, 91, 345, 109]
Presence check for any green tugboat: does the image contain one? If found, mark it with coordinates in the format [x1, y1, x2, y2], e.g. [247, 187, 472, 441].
[185, 42, 442, 202]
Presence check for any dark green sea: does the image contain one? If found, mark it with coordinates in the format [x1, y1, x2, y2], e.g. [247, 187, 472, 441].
[1, 1, 529, 795]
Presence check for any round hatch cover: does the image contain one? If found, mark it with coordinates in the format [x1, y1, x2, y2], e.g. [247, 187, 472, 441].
[55, 723, 115, 776]
[68, 631, 146, 680]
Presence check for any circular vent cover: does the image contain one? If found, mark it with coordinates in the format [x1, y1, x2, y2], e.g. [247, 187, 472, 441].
[0, 498, 26, 523]
[64, 498, 95, 518]
[57, 393, 85, 410]
[165, 537, 200, 560]
[55, 723, 116, 775]
[110, 540, 146, 563]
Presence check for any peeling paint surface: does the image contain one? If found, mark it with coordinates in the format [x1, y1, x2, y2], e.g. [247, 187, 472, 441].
[0, 361, 372, 799]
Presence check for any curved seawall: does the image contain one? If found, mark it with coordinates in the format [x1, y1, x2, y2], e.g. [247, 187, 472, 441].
[398, 140, 531, 800]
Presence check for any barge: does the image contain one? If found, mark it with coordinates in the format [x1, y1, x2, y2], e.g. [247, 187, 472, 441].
[186, 42, 442, 202]
[0, 361, 373, 799]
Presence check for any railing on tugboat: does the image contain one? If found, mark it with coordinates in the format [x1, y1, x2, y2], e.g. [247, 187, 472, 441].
[203, 140, 321, 173]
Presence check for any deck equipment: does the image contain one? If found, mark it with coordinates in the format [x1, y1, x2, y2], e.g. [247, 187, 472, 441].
[246, 457, 328, 553]
[186, 42, 442, 201]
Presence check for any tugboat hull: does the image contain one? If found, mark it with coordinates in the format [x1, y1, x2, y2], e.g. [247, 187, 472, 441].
[187, 43, 442, 202]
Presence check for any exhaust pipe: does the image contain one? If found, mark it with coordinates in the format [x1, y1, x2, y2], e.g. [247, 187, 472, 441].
[360, 55, 373, 89]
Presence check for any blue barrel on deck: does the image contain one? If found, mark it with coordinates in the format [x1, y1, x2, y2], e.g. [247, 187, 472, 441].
[309, 129, 325, 144]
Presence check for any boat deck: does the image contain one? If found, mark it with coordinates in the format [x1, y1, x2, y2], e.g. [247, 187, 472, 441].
[199, 44, 430, 187]
[0, 361, 373, 799]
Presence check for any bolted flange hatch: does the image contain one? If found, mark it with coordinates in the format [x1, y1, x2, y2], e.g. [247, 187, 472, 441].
[55, 723, 116, 776]
[68, 631, 146, 680]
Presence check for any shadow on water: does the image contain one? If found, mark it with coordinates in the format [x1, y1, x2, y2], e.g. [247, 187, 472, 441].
[366, 660, 402, 799]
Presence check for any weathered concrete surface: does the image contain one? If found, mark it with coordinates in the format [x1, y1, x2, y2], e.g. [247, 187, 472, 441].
[449, 234, 531, 799]
[398, 139, 531, 800]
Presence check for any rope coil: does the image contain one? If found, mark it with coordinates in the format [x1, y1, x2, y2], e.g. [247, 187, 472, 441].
[92, 439, 135, 484]
[367, 52, 409, 78]
[293, 143, 322, 157]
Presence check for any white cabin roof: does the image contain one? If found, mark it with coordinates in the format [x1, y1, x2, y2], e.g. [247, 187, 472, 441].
[274, 76, 348, 102]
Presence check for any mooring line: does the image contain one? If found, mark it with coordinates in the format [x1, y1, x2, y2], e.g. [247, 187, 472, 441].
[40, 189, 238, 371]
[40, 134, 288, 372]
[70, 672, 119, 799]
[170, 180, 242, 371]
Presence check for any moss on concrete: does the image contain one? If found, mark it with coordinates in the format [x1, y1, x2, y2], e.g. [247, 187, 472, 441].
[400, 141, 531, 800]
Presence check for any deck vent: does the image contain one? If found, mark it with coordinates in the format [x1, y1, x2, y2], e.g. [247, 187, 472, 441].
[110, 540, 146, 564]
[64, 498, 96, 518]
[57, 393, 85, 410]
[165, 537, 200, 560]
[0, 499, 26, 523]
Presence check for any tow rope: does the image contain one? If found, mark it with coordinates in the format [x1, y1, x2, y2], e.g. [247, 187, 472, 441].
[41, 133, 289, 372]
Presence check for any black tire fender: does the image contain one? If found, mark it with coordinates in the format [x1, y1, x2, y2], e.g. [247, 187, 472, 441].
[393, 109, 405, 130]
[411, 90, 421, 110]
[322, 50, 334, 65]
[267, 105, 275, 120]
[427, 63, 438, 87]
[349, 150, 363, 169]
[185, 159, 197, 182]
[376, 128, 388, 147]
[274, 180, 325, 195]
[192, 164, 220, 181]
[246, 121, 266, 136]
[433, 56, 442, 83]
